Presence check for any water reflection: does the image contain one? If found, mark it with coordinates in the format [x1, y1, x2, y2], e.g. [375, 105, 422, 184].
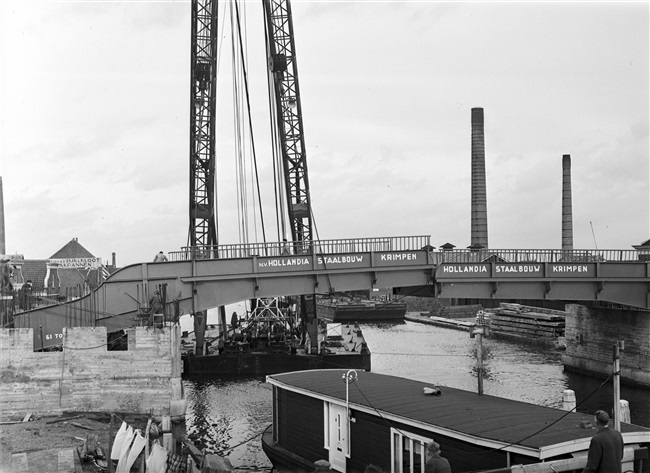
[183, 321, 649, 471]
[365, 322, 649, 424]
[184, 376, 273, 471]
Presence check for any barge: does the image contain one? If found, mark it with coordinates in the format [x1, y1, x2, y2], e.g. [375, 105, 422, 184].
[182, 311, 371, 376]
[181, 324, 371, 376]
[316, 295, 406, 323]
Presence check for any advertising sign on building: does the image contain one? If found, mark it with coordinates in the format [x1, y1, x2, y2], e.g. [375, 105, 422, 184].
[49, 257, 102, 269]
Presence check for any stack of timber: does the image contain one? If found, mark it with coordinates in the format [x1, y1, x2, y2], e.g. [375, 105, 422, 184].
[486, 303, 566, 348]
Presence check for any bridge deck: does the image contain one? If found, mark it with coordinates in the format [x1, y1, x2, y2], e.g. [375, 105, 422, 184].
[13, 236, 650, 348]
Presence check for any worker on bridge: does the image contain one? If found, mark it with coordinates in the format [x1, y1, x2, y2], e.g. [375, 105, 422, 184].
[153, 251, 168, 262]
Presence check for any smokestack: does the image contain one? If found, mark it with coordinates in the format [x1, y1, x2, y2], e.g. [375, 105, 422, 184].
[471, 108, 488, 248]
[112, 252, 116, 268]
[0, 176, 5, 255]
[562, 154, 573, 250]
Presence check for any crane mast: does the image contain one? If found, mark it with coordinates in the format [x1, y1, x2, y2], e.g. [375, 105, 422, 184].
[263, 0, 319, 349]
[263, 0, 314, 250]
[189, 0, 219, 254]
[189, 0, 219, 355]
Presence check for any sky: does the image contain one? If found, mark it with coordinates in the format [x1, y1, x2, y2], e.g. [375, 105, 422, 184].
[1, 1, 648, 267]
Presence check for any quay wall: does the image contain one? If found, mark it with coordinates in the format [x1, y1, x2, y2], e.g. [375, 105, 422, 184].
[0, 325, 185, 420]
[563, 304, 650, 388]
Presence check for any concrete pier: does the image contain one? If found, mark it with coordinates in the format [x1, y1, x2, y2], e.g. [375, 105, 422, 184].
[563, 304, 650, 388]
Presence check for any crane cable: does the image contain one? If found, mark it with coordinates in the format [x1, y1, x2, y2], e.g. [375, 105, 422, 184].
[263, 5, 288, 243]
[230, 0, 271, 245]
[205, 0, 228, 245]
[229, 1, 248, 244]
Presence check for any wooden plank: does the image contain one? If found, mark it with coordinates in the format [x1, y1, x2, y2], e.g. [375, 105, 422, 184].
[490, 324, 561, 337]
[46, 415, 84, 424]
[490, 319, 563, 331]
[70, 422, 93, 431]
[162, 415, 173, 452]
[490, 314, 566, 325]
[491, 320, 560, 332]
[497, 303, 567, 317]
[491, 317, 564, 328]
[495, 310, 564, 322]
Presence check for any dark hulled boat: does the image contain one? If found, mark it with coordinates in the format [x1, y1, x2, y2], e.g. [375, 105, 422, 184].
[316, 294, 406, 323]
[182, 300, 371, 376]
[262, 369, 650, 472]
[181, 324, 371, 376]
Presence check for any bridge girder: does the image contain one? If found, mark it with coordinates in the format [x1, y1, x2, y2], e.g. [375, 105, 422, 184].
[14, 252, 650, 349]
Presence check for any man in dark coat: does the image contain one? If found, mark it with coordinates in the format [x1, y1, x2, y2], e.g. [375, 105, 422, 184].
[425, 441, 452, 473]
[582, 410, 624, 473]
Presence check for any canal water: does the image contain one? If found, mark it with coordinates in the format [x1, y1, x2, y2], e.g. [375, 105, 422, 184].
[181, 319, 650, 472]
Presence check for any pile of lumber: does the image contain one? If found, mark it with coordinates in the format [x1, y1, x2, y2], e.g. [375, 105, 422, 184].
[487, 303, 565, 338]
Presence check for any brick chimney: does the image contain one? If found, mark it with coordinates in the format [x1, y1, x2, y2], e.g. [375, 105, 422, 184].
[562, 154, 573, 250]
[471, 108, 488, 248]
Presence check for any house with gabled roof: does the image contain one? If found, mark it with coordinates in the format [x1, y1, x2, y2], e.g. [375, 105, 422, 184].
[6, 238, 106, 307]
[47, 237, 103, 298]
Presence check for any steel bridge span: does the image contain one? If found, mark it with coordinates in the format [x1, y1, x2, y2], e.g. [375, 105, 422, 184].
[14, 236, 650, 347]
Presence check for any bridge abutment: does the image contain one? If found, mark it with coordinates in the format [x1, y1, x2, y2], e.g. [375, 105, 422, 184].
[563, 304, 650, 388]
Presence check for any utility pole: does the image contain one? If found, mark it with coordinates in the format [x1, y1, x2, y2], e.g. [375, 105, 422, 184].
[471, 310, 489, 395]
[613, 341, 623, 431]
[476, 329, 484, 395]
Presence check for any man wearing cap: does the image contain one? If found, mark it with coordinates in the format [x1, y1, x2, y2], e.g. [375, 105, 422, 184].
[425, 441, 452, 473]
[582, 410, 624, 473]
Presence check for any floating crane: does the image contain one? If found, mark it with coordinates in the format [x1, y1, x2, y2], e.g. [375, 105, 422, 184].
[188, 0, 319, 354]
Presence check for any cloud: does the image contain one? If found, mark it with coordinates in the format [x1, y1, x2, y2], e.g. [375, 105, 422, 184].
[1, 1, 647, 266]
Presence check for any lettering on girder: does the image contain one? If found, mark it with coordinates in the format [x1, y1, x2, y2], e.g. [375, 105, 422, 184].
[440, 264, 489, 276]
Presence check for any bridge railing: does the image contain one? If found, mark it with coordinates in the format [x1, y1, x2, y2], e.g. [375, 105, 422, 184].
[168, 240, 644, 263]
[169, 235, 432, 261]
[432, 248, 643, 263]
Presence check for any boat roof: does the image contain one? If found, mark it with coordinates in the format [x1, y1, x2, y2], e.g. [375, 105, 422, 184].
[267, 369, 650, 460]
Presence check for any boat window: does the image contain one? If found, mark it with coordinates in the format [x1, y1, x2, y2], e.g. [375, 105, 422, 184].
[390, 428, 431, 473]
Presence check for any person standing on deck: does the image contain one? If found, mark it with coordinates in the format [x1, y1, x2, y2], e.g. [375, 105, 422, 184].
[425, 441, 452, 473]
[582, 410, 624, 473]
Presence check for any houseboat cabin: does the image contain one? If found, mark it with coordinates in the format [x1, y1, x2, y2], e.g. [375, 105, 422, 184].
[262, 369, 650, 473]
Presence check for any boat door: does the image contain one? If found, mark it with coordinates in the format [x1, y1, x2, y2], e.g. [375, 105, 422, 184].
[328, 403, 349, 472]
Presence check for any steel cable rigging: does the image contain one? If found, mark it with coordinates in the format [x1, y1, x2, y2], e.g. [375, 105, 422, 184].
[230, 0, 269, 245]
[263, 16, 288, 243]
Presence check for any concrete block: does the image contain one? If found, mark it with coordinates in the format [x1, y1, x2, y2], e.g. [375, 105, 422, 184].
[170, 399, 187, 417]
